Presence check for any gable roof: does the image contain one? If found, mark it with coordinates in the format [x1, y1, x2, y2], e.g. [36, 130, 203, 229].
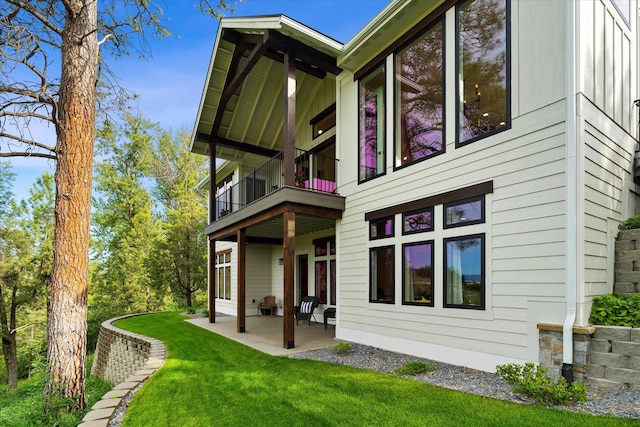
[190, 14, 343, 166]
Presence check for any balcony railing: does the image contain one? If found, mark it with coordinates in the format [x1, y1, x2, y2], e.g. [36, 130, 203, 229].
[214, 148, 338, 220]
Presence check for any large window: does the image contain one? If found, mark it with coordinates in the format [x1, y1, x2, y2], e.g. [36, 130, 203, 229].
[358, 63, 386, 182]
[215, 250, 231, 300]
[457, 0, 509, 146]
[395, 18, 444, 168]
[370, 246, 394, 303]
[444, 234, 484, 309]
[402, 241, 434, 306]
[365, 182, 492, 310]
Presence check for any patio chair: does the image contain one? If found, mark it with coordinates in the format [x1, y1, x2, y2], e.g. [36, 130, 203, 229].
[295, 296, 320, 325]
[258, 295, 277, 316]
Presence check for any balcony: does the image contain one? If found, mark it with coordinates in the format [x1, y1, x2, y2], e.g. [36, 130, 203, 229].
[214, 148, 339, 221]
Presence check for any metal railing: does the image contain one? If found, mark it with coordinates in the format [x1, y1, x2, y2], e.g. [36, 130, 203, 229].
[214, 148, 339, 220]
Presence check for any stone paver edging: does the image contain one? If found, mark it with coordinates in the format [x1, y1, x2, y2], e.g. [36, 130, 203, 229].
[79, 313, 166, 427]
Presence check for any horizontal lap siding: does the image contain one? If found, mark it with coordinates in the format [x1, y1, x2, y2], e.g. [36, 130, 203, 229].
[335, 0, 637, 367]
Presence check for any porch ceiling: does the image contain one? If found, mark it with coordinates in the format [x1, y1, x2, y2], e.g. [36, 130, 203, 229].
[222, 214, 337, 242]
[191, 15, 343, 163]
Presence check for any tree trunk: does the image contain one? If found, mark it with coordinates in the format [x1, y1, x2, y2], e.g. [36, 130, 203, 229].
[47, 0, 98, 410]
[1, 332, 18, 390]
[0, 282, 19, 390]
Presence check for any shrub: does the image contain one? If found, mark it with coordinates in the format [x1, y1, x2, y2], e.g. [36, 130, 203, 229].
[619, 214, 640, 230]
[589, 293, 640, 328]
[395, 360, 436, 376]
[333, 342, 352, 354]
[495, 362, 587, 405]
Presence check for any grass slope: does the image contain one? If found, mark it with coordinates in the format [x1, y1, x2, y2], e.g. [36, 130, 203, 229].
[116, 312, 636, 427]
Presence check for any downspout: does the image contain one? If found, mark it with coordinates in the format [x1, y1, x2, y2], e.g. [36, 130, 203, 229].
[562, 0, 577, 384]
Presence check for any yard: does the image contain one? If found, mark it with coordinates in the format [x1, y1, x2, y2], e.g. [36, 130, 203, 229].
[113, 312, 635, 426]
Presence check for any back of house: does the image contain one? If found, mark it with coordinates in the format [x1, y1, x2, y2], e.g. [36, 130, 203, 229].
[191, 0, 639, 376]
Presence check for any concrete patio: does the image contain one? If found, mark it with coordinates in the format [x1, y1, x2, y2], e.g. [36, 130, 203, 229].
[186, 314, 338, 356]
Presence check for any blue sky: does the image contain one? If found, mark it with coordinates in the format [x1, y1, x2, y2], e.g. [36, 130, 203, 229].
[7, 0, 389, 201]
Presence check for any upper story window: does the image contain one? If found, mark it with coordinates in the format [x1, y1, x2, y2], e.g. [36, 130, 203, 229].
[395, 18, 444, 168]
[311, 103, 336, 139]
[358, 63, 386, 183]
[456, 0, 510, 147]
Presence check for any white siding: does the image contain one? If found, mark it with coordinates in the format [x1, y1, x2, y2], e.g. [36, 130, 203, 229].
[334, 0, 639, 371]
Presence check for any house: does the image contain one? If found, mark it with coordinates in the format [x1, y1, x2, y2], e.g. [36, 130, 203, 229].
[190, 0, 639, 376]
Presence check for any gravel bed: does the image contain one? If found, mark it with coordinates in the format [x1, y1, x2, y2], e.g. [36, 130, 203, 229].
[290, 343, 640, 420]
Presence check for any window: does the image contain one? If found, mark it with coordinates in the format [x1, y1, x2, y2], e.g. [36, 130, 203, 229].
[359, 63, 386, 182]
[444, 196, 484, 228]
[215, 250, 232, 300]
[370, 246, 394, 303]
[315, 261, 327, 304]
[457, 0, 509, 146]
[215, 174, 233, 218]
[395, 18, 444, 168]
[311, 104, 336, 139]
[444, 234, 484, 309]
[370, 216, 394, 239]
[403, 207, 434, 234]
[314, 236, 336, 305]
[330, 259, 336, 305]
[402, 241, 434, 306]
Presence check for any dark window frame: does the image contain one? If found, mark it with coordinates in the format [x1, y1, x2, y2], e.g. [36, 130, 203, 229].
[393, 15, 446, 171]
[402, 240, 435, 307]
[358, 61, 387, 184]
[369, 216, 395, 240]
[455, 0, 511, 148]
[369, 245, 395, 304]
[443, 195, 485, 229]
[443, 233, 485, 310]
[402, 206, 434, 235]
[310, 103, 336, 140]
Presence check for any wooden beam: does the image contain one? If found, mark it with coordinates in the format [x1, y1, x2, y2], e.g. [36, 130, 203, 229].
[266, 30, 342, 75]
[221, 32, 269, 103]
[208, 239, 216, 323]
[196, 133, 280, 158]
[365, 181, 494, 221]
[283, 210, 295, 349]
[283, 49, 296, 187]
[237, 228, 246, 333]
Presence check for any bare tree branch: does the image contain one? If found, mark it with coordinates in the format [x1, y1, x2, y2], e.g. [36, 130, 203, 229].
[0, 132, 56, 154]
[0, 152, 56, 160]
[4, 0, 63, 35]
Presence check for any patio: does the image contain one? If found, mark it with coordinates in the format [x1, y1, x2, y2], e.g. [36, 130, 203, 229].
[187, 314, 338, 356]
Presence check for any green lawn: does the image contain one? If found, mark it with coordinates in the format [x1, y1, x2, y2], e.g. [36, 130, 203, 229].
[115, 312, 637, 427]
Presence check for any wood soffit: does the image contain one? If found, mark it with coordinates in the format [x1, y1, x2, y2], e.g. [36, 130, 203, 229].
[198, 29, 343, 157]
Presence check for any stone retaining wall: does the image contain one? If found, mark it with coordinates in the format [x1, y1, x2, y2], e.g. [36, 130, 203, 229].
[538, 324, 640, 389]
[80, 314, 166, 427]
[91, 314, 160, 384]
[615, 229, 640, 295]
[588, 325, 640, 388]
